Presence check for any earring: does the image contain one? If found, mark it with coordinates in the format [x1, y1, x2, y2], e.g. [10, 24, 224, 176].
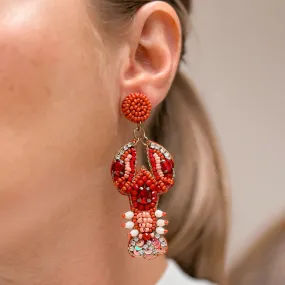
[110, 92, 175, 260]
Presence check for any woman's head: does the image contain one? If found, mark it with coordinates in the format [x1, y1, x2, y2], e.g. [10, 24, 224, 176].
[0, 0, 228, 284]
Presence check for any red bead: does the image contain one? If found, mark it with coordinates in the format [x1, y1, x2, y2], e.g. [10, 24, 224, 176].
[112, 161, 124, 172]
[142, 176, 148, 182]
[139, 205, 145, 211]
[133, 184, 139, 191]
[140, 189, 147, 197]
[150, 184, 156, 191]
[143, 233, 152, 241]
[141, 198, 148, 204]
[138, 180, 144, 186]
[146, 180, 152, 187]
[161, 160, 173, 174]
[133, 202, 138, 208]
[131, 196, 137, 201]
[131, 190, 138, 196]
[152, 196, 158, 202]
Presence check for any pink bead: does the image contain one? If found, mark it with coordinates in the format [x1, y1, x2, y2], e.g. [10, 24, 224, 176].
[143, 218, 147, 223]
[140, 228, 144, 233]
[127, 154, 132, 159]
[145, 228, 149, 232]
[143, 212, 146, 218]
[141, 223, 145, 228]
[148, 218, 152, 223]
[139, 234, 143, 239]
[126, 167, 132, 172]
[146, 223, 150, 228]
[137, 213, 142, 218]
[151, 233, 154, 238]
[137, 218, 143, 223]
[124, 174, 129, 178]
[125, 158, 130, 162]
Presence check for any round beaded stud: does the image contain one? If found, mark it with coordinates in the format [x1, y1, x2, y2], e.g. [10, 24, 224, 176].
[111, 92, 175, 260]
[121, 93, 152, 123]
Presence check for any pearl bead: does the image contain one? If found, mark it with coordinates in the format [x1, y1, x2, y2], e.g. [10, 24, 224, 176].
[130, 230, 139, 237]
[123, 211, 134, 219]
[156, 227, 165, 235]
[125, 221, 134, 229]
[157, 219, 166, 227]
[155, 210, 166, 218]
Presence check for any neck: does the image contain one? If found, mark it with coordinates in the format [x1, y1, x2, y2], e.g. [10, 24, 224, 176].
[0, 167, 166, 285]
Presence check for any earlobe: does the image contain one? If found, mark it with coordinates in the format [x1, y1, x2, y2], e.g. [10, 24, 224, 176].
[120, 2, 182, 108]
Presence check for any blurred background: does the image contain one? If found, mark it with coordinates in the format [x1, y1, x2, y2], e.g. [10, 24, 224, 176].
[183, 0, 285, 266]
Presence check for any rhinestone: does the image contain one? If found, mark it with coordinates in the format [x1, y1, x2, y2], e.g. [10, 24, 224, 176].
[116, 155, 120, 160]
[140, 187, 144, 190]
[161, 242, 167, 247]
[131, 241, 136, 246]
[135, 246, 142, 251]
[124, 145, 128, 151]
[155, 145, 159, 150]
[139, 251, 144, 256]
[147, 241, 152, 245]
[147, 199, 151, 203]
[153, 250, 157, 255]
[161, 148, 166, 154]
[137, 198, 141, 203]
[146, 187, 150, 191]
[159, 238, 165, 243]
[128, 143, 133, 148]
[150, 143, 155, 148]
[134, 237, 139, 242]
[119, 150, 124, 156]
[129, 247, 134, 252]
[155, 234, 160, 238]
[143, 245, 148, 250]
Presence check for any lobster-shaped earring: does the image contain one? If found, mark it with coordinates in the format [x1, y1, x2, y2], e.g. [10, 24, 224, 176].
[110, 93, 175, 260]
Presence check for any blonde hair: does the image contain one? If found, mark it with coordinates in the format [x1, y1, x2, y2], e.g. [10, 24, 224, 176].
[230, 215, 285, 285]
[99, 1, 229, 284]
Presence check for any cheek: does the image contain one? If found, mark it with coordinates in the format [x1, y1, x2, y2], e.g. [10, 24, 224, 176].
[0, 2, 119, 196]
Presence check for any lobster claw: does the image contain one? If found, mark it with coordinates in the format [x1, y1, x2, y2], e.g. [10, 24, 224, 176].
[110, 141, 137, 195]
[146, 141, 175, 194]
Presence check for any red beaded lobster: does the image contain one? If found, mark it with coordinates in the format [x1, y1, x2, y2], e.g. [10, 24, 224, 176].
[111, 93, 175, 260]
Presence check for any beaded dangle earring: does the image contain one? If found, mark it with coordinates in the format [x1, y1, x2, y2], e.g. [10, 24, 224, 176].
[110, 92, 175, 260]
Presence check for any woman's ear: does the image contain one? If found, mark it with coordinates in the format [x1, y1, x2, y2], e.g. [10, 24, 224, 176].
[119, 1, 182, 107]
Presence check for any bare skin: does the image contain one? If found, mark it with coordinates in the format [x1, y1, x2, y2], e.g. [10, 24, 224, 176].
[0, 0, 181, 284]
